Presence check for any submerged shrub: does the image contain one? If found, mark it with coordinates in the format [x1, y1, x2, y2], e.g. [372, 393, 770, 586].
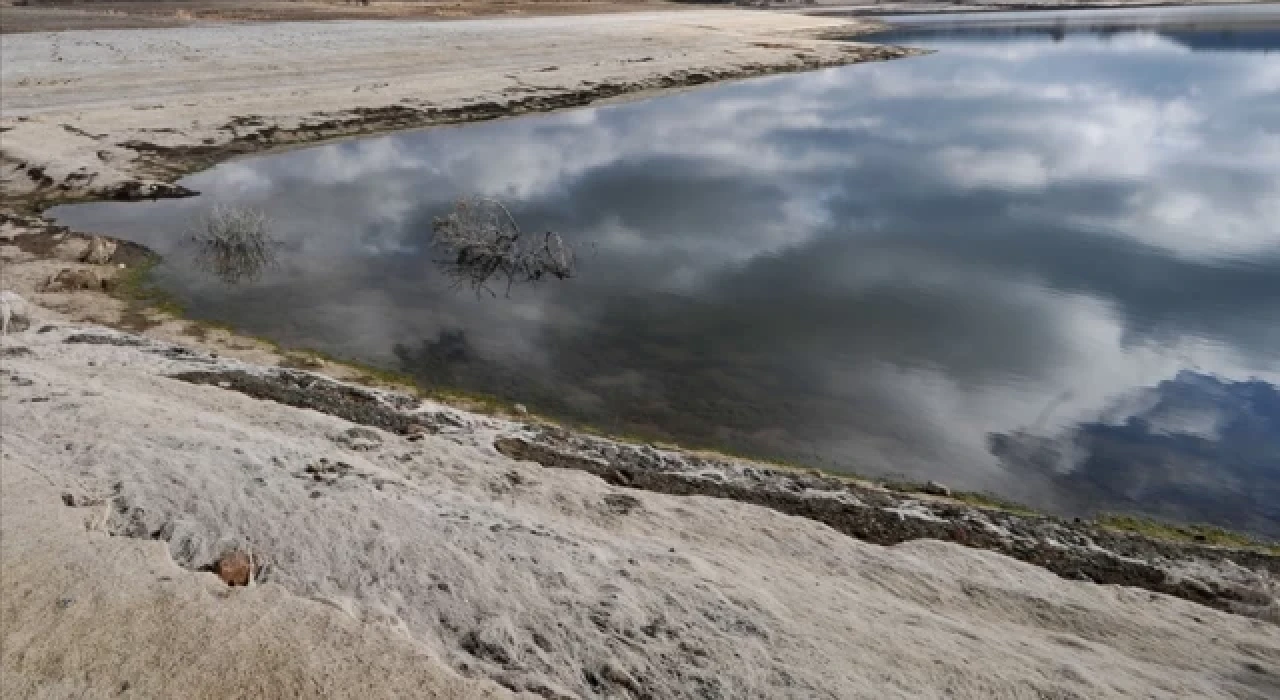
[431, 196, 577, 297]
[189, 205, 280, 284]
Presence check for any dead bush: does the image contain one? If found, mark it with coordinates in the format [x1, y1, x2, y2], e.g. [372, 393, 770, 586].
[431, 196, 576, 297]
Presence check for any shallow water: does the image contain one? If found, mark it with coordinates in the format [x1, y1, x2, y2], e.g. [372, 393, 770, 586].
[52, 8, 1280, 535]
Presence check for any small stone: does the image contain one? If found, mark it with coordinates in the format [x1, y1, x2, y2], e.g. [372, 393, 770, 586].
[599, 661, 641, 693]
[512, 403, 529, 416]
[332, 426, 382, 451]
[214, 550, 252, 586]
[922, 480, 952, 497]
[80, 236, 118, 265]
[283, 351, 326, 369]
[44, 268, 104, 292]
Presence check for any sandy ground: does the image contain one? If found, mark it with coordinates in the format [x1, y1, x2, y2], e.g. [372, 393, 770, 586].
[3, 324, 1279, 698]
[0, 1, 676, 33]
[2, 0, 1268, 33]
[0, 10, 907, 211]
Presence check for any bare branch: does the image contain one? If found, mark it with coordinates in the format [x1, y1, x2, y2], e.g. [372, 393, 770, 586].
[189, 205, 281, 284]
[430, 196, 577, 296]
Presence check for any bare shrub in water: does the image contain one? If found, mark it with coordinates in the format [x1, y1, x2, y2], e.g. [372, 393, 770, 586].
[190, 205, 280, 284]
[431, 196, 576, 296]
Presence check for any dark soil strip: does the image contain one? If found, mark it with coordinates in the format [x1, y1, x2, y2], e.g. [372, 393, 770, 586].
[172, 369, 429, 435]
[491, 437, 1261, 615]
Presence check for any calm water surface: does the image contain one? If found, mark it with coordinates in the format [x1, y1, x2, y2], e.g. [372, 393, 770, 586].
[54, 9, 1280, 535]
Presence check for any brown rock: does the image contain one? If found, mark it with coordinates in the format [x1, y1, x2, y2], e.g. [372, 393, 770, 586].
[45, 268, 105, 292]
[81, 236, 117, 265]
[922, 480, 952, 497]
[214, 550, 253, 586]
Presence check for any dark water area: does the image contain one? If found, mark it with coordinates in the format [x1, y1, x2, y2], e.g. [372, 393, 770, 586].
[52, 8, 1280, 536]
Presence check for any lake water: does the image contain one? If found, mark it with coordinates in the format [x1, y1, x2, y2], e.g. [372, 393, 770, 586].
[52, 7, 1280, 536]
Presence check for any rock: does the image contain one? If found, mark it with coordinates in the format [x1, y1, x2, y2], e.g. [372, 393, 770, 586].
[406, 422, 434, 437]
[603, 493, 642, 515]
[45, 268, 105, 292]
[214, 550, 253, 586]
[922, 480, 952, 497]
[599, 661, 641, 694]
[1, 290, 31, 334]
[512, 403, 529, 416]
[81, 236, 117, 265]
[332, 426, 383, 451]
[282, 351, 326, 369]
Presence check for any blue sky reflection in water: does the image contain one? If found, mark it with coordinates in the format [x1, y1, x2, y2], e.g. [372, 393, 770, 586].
[52, 20, 1280, 536]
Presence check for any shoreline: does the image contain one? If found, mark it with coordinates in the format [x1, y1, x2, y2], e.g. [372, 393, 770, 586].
[3, 323, 1277, 697]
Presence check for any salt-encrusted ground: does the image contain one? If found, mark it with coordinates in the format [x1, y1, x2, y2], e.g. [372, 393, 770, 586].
[3, 325, 1277, 698]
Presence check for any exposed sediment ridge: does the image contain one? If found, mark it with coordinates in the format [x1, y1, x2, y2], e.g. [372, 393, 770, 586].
[492, 433, 1280, 620]
[167, 363, 1280, 622]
